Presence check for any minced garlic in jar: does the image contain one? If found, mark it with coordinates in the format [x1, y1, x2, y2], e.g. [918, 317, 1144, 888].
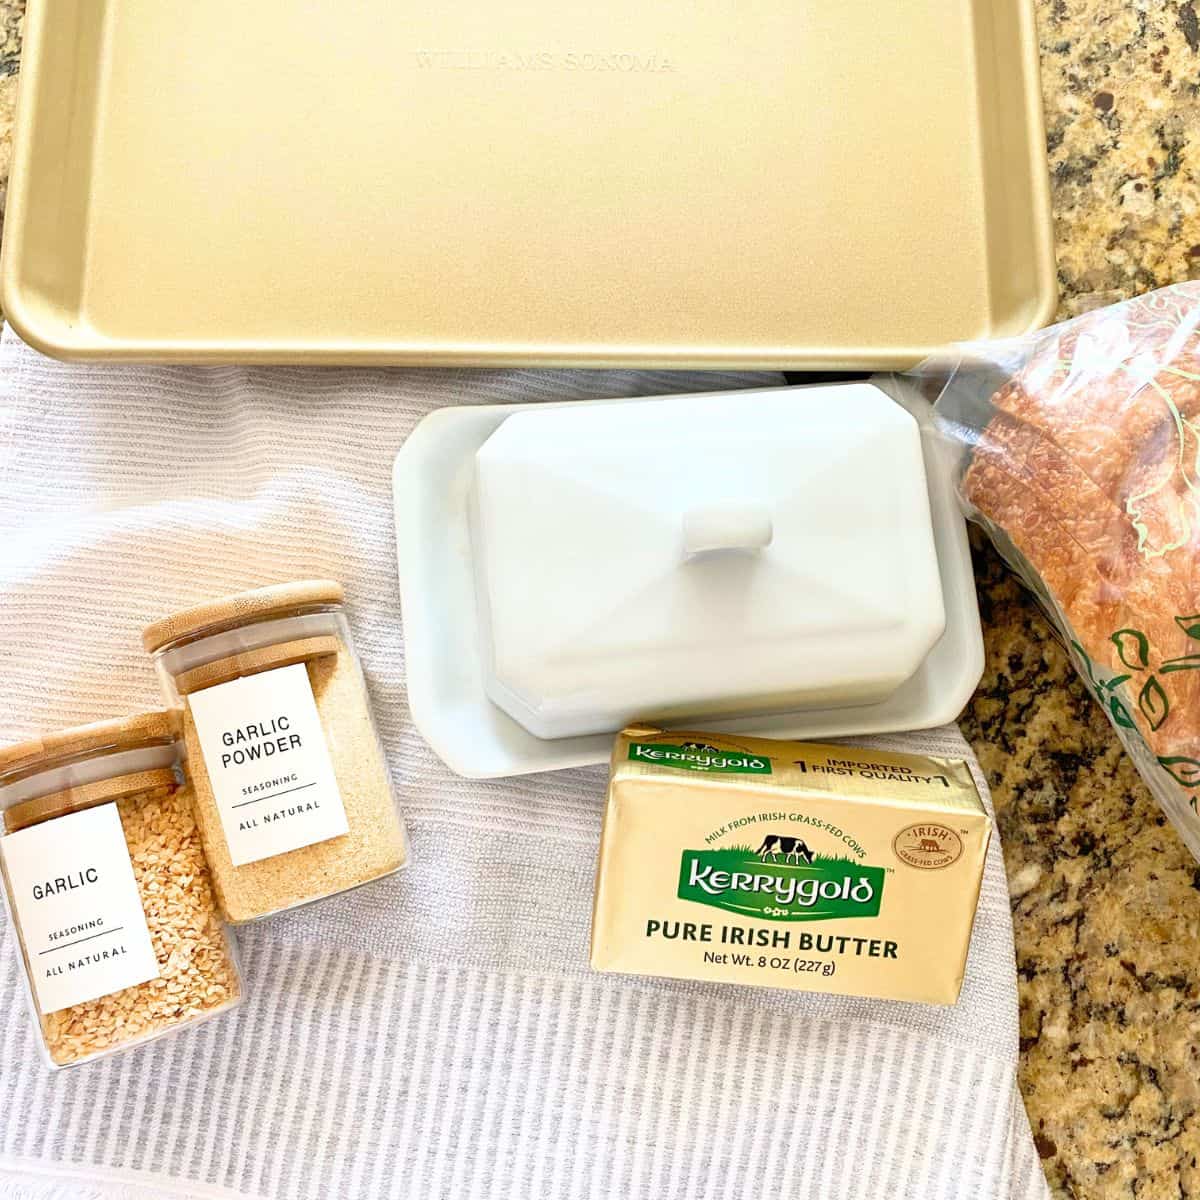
[0, 712, 242, 1069]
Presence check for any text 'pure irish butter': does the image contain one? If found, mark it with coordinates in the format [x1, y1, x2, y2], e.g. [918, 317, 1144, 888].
[589, 727, 992, 1005]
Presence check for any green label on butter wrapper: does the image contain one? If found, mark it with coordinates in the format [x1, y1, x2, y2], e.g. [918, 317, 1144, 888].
[678, 848, 885, 921]
[629, 743, 772, 775]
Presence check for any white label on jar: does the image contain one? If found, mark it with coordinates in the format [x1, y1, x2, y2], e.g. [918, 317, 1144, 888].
[0, 803, 160, 1014]
[188, 662, 350, 866]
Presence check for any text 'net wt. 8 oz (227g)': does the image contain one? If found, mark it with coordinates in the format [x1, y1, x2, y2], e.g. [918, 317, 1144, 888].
[919, 281, 1200, 863]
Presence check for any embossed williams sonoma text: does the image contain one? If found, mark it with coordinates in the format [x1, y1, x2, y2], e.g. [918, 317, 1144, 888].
[590, 727, 992, 1005]
[412, 50, 677, 72]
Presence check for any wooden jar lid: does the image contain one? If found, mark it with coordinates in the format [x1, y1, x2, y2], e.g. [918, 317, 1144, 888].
[142, 579, 345, 653]
[0, 711, 180, 781]
[174, 635, 342, 696]
[3, 770, 179, 834]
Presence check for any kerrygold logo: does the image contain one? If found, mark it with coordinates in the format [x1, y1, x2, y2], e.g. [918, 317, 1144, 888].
[629, 742, 772, 775]
[678, 843, 884, 921]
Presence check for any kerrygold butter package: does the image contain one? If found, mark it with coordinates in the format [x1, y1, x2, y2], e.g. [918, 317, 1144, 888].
[590, 727, 992, 1005]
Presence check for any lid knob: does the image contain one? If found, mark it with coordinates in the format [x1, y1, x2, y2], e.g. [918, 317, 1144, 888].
[682, 504, 773, 559]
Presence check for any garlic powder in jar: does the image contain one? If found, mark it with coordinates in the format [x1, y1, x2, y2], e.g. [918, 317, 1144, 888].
[0, 712, 242, 1069]
[143, 580, 408, 923]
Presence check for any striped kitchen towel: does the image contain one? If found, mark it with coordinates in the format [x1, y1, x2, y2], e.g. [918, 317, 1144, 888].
[0, 328, 1048, 1200]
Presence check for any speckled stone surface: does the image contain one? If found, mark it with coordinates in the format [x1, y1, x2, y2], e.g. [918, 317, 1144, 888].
[0, 1, 21, 248]
[966, 536, 1200, 1200]
[965, 3, 1200, 1197]
[1039, 0, 1200, 317]
[0, 2, 1197, 1198]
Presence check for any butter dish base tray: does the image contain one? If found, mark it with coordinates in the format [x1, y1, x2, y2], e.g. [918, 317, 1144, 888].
[392, 383, 984, 778]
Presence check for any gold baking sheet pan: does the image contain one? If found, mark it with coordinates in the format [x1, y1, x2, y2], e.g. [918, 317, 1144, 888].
[2, 0, 1056, 368]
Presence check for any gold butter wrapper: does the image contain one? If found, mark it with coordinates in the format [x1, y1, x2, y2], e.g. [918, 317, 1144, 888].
[590, 726, 992, 1005]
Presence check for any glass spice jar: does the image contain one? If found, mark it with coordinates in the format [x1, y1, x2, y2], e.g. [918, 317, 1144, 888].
[0, 712, 243, 1069]
[143, 580, 408, 923]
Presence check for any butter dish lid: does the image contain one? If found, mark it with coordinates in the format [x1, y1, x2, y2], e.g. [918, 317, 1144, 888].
[470, 385, 946, 739]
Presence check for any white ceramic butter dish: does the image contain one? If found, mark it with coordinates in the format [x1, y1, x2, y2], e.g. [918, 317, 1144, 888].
[471, 388, 945, 738]
[393, 382, 983, 778]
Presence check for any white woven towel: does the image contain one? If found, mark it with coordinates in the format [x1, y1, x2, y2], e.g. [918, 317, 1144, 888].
[0, 329, 1048, 1200]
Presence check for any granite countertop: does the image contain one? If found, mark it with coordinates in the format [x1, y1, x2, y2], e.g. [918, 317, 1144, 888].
[963, 4, 1200, 1198]
[0, 2, 1198, 1197]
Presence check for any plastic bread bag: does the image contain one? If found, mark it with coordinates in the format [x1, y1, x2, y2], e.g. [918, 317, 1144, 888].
[907, 281, 1200, 863]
